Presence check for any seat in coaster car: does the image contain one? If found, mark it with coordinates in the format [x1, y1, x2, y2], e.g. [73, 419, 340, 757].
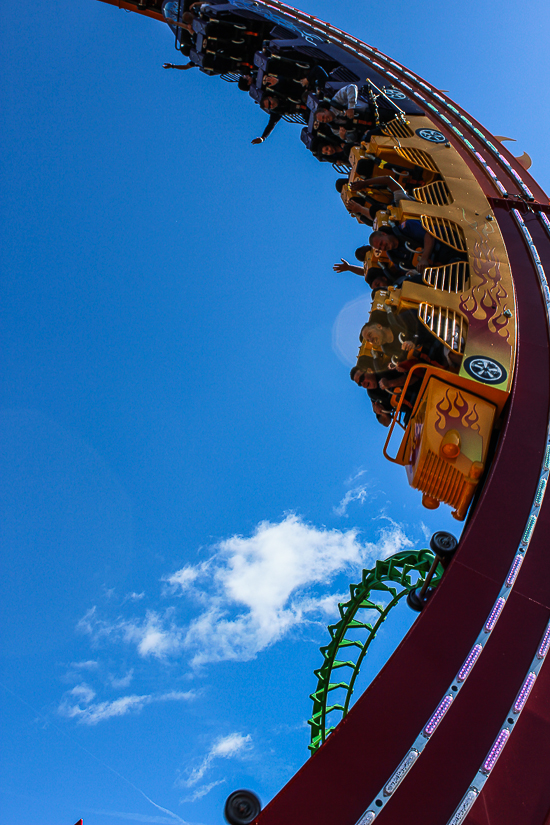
[248, 85, 263, 103]
[253, 50, 310, 78]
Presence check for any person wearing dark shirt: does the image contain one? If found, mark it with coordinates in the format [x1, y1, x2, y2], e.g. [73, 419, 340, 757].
[315, 85, 376, 144]
[360, 308, 448, 370]
[369, 220, 465, 274]
[262, 65, 328, 99]
[251, 94, 307, 144]
[237, 73, 256, 91]
[350, 363, 396, 427]
[366, 267, 424, 292]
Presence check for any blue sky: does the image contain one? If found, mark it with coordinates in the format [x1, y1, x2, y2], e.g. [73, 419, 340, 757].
[1, 2, 549, 824]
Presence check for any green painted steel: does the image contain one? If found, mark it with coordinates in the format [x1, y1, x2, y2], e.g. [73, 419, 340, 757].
[308, 549, 443, 753]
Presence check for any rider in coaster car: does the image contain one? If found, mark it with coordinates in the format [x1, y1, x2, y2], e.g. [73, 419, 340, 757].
[315, 84, 376, 144]
[365, 267, 424, 294]
[350, 360, 396, 427]
[262, 65, 328, 99]
[369, 221, 466, 275]
[335, 175, 415, 227]
[333, 247, 395, 286]
[360, 308, 455, 374]
[251, 93, 307, 144]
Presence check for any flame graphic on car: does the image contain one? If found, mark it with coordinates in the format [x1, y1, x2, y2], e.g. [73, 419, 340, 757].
[435, 388, 481, 435]
[459, 238, 511, 341]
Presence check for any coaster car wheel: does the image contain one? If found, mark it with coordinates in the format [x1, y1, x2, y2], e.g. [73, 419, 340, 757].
[224, 790, 262, 825]
[406, 585, 435, 612]
[430, 531, 458, 560]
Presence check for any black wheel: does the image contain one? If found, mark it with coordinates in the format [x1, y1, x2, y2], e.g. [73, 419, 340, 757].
[430, 531, 458, 559]
[406, 586, 434, 612]
[224, 790, 261, 825]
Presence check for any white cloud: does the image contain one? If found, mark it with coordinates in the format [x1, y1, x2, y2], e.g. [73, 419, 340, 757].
[180, 779, 225, 802]
[77, 515, 414, 667]
[162, 562, 209, 595]
[345, 468, 367, 486]
[158, 690, 196, 701]
[109, 670, 134, 689]
[59, 693, 149, 724]
[59, 688, 195, 725]
[122, 610, 185, 659]
[78, 608, 184, 660]
[70, 683, 96, 704]
[70, 660, 99, 670]
[182, 515, 407, 666]
[419, 521, 431, 541]
[178, 733, 252, 789]
[77, 606, 103, 637]
[376, 520, 413, 558]
[123, 592, 145, 603]
[210, 732, 252, 758]
[333, 485, 369, 517]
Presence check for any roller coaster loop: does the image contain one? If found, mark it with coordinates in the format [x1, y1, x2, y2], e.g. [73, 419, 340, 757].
[308, 549, 443, 753]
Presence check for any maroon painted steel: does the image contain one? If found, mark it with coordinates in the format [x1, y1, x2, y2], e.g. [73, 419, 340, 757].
[234, 6, 550, 825]
[94, 2, 550, 821]
[252, 209, 550, 825]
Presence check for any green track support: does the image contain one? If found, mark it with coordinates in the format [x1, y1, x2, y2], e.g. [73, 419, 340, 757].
[308, 548, 442, 754]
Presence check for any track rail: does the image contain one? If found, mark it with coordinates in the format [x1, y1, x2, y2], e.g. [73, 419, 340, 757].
[95, 2, 550, 821]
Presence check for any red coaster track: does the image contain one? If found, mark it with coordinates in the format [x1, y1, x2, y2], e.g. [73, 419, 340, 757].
[245, 5, 550, 825]
[98, 2, 550, 822]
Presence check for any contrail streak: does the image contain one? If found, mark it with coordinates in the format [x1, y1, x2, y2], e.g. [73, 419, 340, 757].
[0, 681, 193, 825]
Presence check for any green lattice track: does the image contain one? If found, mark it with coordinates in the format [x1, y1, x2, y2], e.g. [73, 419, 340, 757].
[308, 549, 443, 753]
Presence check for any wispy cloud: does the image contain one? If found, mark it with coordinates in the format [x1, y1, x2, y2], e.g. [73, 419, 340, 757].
[180, 779, 225, 802]
[70, 660, 99, 670]
[69, 683, 96, 704]
[58, 686, 195, 725]
[333, 485, 369, 517]
[345, 468, 367, 486]
[78, 515, 413, 667]
[177, 732, 252, 790]
[109, 670, 134, 689]
[78, 608, 184, 659]
[123, 592, 146, 603]
[163, 562, 210, 596]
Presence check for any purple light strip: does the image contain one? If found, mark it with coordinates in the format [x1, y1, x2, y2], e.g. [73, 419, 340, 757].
[505, 554, 524, 588]
[513, 672, 537, 714]
[423, 695, 453, 737]
[481, 729, 510, 774]
[538, 625, 550, 660]
[448, 619, 550, 823]
[457, 644, 483, 682]
[484, 598, 506, 633]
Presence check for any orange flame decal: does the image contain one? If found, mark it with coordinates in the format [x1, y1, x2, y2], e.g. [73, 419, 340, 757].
[460, 237, 511, 343]
[435, 389, 481, 435]
[463, 403, 481, 433]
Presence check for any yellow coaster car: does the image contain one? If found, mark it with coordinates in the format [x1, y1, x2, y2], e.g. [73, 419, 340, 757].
[365, 115, 516, 520]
